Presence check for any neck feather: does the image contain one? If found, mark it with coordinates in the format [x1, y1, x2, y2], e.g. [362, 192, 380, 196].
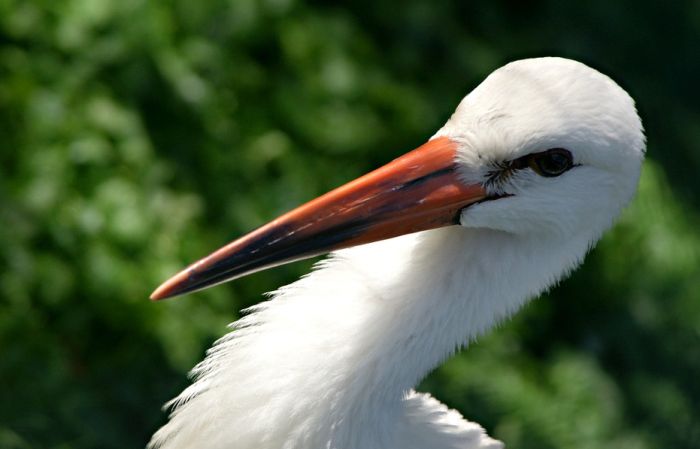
[151, 226, 590, 449]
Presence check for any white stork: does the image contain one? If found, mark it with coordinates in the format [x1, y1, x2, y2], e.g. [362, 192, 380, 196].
[148, 57, 645, 449]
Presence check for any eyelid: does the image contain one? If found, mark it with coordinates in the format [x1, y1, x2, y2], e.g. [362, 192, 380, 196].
[510, 148, 574, 176]
[486, 148, 574, 188]
[510, 154, 532, 170]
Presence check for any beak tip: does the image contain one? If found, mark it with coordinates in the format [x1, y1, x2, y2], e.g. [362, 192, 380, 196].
[149, 272, 188, 301]
[149, 284, 171, 301]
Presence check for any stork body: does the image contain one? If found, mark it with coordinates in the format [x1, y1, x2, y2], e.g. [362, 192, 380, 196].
[149, 58, 645, 449]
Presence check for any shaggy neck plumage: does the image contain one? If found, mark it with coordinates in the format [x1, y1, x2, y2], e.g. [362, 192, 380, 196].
[325, 226, 587, 402]
[151, 225, 590, 449]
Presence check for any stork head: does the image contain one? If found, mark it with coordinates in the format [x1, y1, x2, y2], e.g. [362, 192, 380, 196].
[151, 57, 644, 300]
[445, 57, 645, 239]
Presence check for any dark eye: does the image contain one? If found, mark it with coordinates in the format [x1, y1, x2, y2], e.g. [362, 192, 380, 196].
[529, 148, 573, 177]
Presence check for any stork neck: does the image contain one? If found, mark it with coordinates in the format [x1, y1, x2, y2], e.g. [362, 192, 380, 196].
[154, 226, 590, 449]
[328, 226, 587, 401]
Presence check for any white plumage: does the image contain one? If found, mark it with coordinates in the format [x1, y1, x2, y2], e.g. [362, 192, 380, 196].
[149, 57, 645, 449]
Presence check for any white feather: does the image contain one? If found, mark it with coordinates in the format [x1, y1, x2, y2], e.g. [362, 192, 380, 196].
[149, 57, 645, 449]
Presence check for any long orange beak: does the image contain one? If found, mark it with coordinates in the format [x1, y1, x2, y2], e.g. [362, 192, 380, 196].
[150, 136, 487, 300]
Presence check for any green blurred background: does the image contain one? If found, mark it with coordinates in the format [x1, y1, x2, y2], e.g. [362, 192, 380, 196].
[1, 0, 699, 448]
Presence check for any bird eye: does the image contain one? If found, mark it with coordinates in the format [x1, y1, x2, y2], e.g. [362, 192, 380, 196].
[529, 148, 573, 177]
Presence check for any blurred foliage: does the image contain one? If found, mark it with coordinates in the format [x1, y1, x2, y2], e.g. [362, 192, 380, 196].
[0, 0, 698, 448]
